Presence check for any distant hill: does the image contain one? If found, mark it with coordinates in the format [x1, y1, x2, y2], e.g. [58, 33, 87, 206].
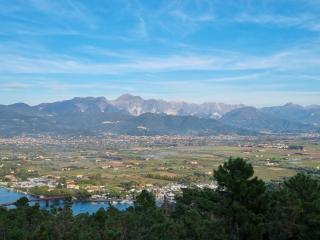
[0, 108, 69, 136]
[220, 107, 317, 133]
[0, 98, 130, 136]
[0, 96, 319, 136]
[111, 94, 244, 119]
[0, 98, 250, 136]
[261, 103, 320, 127]
[37, 97, 121, 115]
[108, 112, 253, 136]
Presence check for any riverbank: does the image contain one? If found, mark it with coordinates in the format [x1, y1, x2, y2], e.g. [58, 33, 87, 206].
[0, 183, 29, 195]
[0, 181, 131, 203]
[0, 187, 132, 214]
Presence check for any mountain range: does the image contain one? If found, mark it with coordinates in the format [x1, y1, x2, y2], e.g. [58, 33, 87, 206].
[111, 94, 244, 119]
[0, 94, 319, 136]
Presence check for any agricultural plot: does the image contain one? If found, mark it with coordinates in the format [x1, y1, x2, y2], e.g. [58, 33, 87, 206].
[0, 136, 319, 193]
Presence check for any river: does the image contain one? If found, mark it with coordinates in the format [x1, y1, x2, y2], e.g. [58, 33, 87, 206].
[0, 187, 131, 215]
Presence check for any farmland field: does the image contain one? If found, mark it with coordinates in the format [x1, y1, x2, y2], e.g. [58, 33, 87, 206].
[1, 135, 319, 195]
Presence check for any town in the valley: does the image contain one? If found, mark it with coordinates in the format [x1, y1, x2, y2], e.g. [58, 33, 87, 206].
[1, 134, 319, 205]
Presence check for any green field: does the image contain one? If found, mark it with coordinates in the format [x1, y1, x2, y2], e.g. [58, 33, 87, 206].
[1, 136, 319, 193]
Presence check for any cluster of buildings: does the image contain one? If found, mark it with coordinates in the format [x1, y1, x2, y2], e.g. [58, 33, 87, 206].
[15, 177, 58, 190]
[0, 167, 219, 204]
[0, 134, 256, 150]
[142, 182, 217, 203]
[240, 142, 304, 151]
[2, 176, 58, 192]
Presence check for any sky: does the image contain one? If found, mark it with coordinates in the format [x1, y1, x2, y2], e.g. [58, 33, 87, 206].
[0, 0, 320, 106]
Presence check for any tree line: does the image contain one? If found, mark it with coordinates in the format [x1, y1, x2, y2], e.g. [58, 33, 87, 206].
[0, 157, 320, 240]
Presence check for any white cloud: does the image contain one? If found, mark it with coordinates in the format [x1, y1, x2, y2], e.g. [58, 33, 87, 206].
[0, 45, 319, 75]
[27, 0, 97, 28]
[0, 82, 31, 89]
[170, 10, 215, 24]
[234, 13, 320, 32]
[132, 16, 148, 38]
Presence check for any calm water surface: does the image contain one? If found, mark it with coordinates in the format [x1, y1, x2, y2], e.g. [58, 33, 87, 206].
[0, 187, 131, 215]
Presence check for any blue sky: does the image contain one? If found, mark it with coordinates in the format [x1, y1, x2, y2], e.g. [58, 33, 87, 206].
[0, 0, 319, 106]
